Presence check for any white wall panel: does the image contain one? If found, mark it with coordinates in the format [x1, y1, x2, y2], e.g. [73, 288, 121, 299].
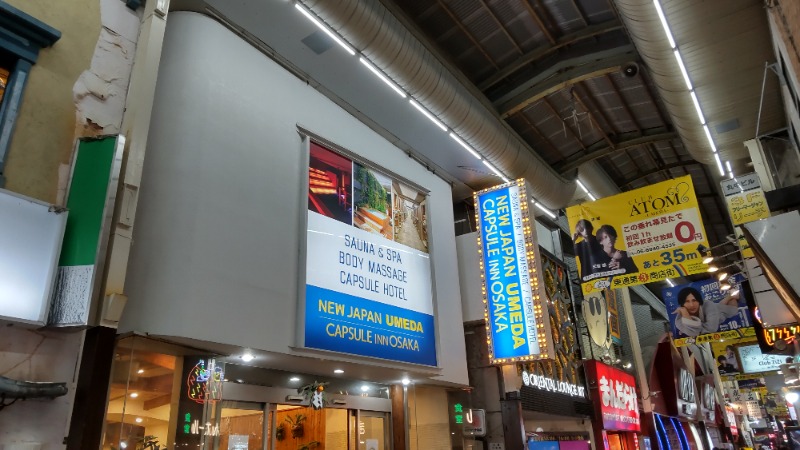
[120, 13, 467, 384]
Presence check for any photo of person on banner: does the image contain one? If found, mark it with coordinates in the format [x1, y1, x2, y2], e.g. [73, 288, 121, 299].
[572, 219, 610, 281]
[671, 286, 740, 337]
[717, 354, 737, 374]
[663, 274, 752, 344]
[596, 224, 638, 275]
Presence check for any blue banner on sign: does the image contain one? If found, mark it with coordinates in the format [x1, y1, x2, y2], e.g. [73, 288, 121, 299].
[305, 284, 437, 366]
[662, 273, 753, 340]
[476, 186, 534, 359]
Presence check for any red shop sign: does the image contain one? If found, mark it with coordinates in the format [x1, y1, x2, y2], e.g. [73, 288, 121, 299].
[585, 360, 641, 432]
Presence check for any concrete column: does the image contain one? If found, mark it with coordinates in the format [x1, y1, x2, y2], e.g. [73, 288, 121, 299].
[101, 0, 169, 314]
[391, 384, 407, 450]
[500, 396, 526, 450]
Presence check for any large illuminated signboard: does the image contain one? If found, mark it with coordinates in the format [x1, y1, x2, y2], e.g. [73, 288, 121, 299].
[566, 175, 710, 294]
[584, 360, 641, 432]
[303, 142, 436, 366]
[474, 180, 554, 363]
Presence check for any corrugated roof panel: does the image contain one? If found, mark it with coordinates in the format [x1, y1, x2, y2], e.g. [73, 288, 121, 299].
[542, 0, 583, 34]
[576, 0, 616, 25]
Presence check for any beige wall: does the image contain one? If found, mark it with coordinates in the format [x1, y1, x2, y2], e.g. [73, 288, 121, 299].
[408, 386, 452, 450]
[3, 0, 139, 204]
[3, 0, 99, 203]
[0, 2, 140, 448]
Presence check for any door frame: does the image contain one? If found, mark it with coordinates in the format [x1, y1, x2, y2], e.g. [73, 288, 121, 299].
[221, 382, 393, 450]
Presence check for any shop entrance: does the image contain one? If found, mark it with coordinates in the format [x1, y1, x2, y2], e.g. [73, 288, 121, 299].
[212, 402, 389, 450]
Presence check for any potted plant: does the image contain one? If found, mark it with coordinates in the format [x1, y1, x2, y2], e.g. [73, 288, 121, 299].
[285, 413, 306, 439]
[275, 422, 286, 441]
[138, 436, 160, 450]
[297, 441, 320, 450]
[298, 380, 329, 410]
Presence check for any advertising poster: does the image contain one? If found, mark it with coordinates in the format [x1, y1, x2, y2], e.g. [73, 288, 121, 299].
[720, 173, 770, 258]
[710, 333, 756, 376]
[566, 175, 710, 294]
[474, 180, 554, 362]
[663, 273, 754, 346]
[304, 142, 436, 366]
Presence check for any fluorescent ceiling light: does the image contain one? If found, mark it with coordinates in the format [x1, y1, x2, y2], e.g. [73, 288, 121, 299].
[334, 369, 344, 374]
[703, 124, 717, 153]
[240, 353, 255, 362]
[359, 58, 406, 98]
[482, 160, 508, 181]
[409, 99, 447, 132]
[714, 153, 725, 176]
[666, 279, 675, 287]
[689, 91, 705, 125]
[449, 132, 482, 160]
[576, 180, 597, 201]
[674, 50, 693, 91]
[653, 0, 676, 49]
[534, 202, 557, 219]
[294, 3, 356, 56]
[726, 161, 734, 178]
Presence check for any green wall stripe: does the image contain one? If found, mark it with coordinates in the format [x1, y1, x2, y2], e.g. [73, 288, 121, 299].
[58, 137, 115, 266]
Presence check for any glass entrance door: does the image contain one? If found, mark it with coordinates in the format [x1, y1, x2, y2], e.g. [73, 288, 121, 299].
[264, 405, 390, 450]
[355, 410, 390, 450]
[215, 400, 267, 450]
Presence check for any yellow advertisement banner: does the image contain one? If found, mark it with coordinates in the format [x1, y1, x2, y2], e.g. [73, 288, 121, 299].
[566, 175, 710, 294]
[721, 173, 770, 259]
[710, 333, 757, 376]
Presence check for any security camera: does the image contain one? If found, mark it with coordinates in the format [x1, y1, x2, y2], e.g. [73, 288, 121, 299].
[622, 62, 639, 78]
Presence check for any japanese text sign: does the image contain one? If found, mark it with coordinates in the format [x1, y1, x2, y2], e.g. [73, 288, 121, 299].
[721, 173, 770, 258]
[663, 273, 754, 347]
[585, 360, 640, 432]
[304, 142, 436, 365]
[566, 175, 710, 294]
[474, 180, 555, 362]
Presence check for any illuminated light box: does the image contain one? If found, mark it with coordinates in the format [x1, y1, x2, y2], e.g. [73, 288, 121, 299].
[474, 179, 555, 363]
[737, 343, 785, 374]
[0, 188, 68, 325]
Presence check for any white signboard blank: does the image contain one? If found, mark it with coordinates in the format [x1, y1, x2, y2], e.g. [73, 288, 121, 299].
[0, 189, 67, 324]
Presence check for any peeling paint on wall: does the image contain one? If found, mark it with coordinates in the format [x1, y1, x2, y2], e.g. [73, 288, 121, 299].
[74, 0, 140, 136]
[0, 1, 142, 447]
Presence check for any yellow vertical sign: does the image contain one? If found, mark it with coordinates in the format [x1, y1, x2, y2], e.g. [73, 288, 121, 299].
[720, 173, 770, 258]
